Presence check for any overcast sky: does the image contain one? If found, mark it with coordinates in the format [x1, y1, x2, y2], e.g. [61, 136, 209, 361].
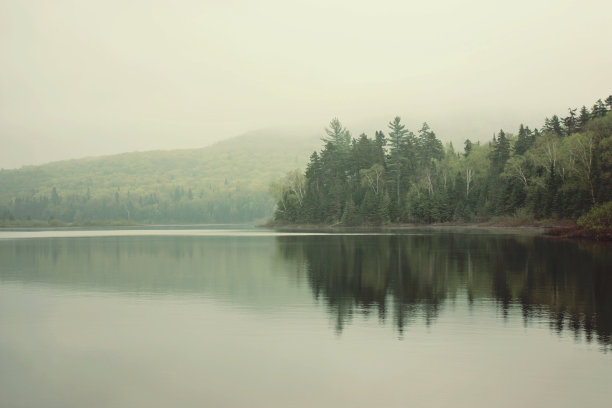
[1, 0, 611, 168]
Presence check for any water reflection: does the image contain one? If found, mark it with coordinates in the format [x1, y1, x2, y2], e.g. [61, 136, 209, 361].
[2, 231, 611, 408]
[1, 232, 610, 350]
[0, 236, 307, 306]
[276, 234, 612, 348]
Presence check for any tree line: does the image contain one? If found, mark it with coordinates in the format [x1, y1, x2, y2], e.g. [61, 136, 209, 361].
[0, 132, 312, 225]
[0, 187, 273, 225]
[271, 96, 612, 225]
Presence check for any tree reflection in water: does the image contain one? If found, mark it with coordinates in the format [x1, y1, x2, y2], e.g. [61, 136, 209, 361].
[276, 233, 612, 349]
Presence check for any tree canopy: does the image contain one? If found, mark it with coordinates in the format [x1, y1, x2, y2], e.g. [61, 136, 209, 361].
[272, 95, 612, 225]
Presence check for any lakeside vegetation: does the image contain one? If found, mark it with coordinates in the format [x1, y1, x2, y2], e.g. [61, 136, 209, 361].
[271, 96, 612, 238]
[0, 130, 319, 226]
[2, 97, 611, 235]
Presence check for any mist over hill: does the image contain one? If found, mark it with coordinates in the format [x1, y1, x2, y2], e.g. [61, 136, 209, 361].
[0, 130, 321, 224]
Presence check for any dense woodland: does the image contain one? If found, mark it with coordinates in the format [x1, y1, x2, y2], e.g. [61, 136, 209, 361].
[271, 96, 612, 227]
[0, 131, 318, 225]
[2, 97, 611, 227]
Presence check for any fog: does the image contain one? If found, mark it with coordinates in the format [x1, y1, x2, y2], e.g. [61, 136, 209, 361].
[1, 0, 611, 169]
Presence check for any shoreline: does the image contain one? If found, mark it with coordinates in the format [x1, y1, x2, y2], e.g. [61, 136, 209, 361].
[265, 219, 569, 231]
[265, 220, 611, 242]
[1, 219, 609, 242]
[0, 220, 144, 228]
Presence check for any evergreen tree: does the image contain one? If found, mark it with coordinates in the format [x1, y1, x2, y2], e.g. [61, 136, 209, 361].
[490, 130, 510, 172]
[387, 117, 409, 152]
[577, 106, 590, 132]
[514, 124, 532, 155]
[416, 122, 444, 164]
[387, 117, 412, 215]
[563, 108, 577, 136]
[544, 116, 564, 136]
[464, 139, 473, 157]
[304, 151, 323, 223]
[550, 115, 564, 136]
[592, 99, 608, 118]
[270, 96, 611, 226]
[374, 131, 386, 164]
[543, 117, 552, 132]
[322, 117, 351, 148]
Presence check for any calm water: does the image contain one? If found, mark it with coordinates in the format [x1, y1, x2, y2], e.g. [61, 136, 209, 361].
[0, 228, 610, 407]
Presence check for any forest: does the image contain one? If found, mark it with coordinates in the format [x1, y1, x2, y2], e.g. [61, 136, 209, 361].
[0, 131, 318, 225]
[2, 97, 611, 228]
[271, 96, 612, 229]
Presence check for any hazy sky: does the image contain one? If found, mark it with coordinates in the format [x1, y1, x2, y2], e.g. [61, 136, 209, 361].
[1, 0, 611, 168]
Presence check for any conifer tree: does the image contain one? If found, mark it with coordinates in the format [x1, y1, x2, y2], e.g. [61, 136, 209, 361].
[323, 118, 351, 148]
[577, 106, 590, 132]
[491, 130, 510, 172]
[464, 139, 473, 157]
[271, 95, 611, 226]
[387, 117, 411, 211]
[550, 115, 564, 136]
[416, 122, 444, 164]
[514, 124, 532, 155]
[563, 108, 577, 136]
[591, 99, 608, 118]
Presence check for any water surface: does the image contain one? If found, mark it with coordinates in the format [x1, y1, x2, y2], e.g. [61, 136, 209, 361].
[0, 228, 610, 407]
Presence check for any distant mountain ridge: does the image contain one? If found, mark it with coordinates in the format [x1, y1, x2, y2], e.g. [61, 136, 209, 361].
[0, 130, 321, 224]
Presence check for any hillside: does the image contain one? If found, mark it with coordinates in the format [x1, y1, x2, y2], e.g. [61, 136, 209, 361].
[0, 130, 321, 224]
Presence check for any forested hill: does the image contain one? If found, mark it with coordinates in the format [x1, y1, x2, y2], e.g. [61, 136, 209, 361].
[0, 130, 320, 224]
[271, 96, 612, 229]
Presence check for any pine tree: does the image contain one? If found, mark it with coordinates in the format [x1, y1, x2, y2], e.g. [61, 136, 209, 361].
[322, 118, 351, 148]
[543, 117, 552, 132]
[387, 117, 409, 153]
[490, 129, 510, 172]
[416, 122, 444, 164]
[514, 124, 532, 155]
[464, 139, 473, 157]
[592, 99, 608, 118]
[374, 131, 386, 164]
[563, 108, 577, 136]
[543, 116, 564, 136]
[387, 117, 411, 213]
[551, 115, 564, 136]
[577, 106, 590, 132]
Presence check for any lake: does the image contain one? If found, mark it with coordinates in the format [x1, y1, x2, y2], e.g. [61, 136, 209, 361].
[0, 227, 610, 407]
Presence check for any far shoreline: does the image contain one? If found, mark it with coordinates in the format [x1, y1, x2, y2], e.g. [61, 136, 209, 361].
[1, 219, 609, 242]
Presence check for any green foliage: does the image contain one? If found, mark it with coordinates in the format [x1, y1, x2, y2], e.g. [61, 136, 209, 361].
[0, 131, 320, 224]
[577, 201, 612, 232]
[490, 129, 511, 173]
[464, 139, 473, 157]
[271, 95, 612, 225]
[322, 117, 351, 149]
[514, 124, 533, 155]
